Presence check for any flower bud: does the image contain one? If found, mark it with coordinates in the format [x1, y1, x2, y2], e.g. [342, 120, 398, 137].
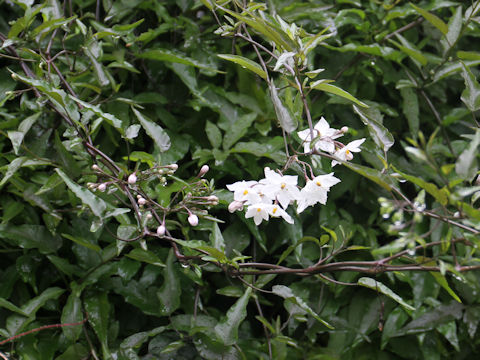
[92, 164, 100, 171]
[128, 173, 137, 185]
[156, 224, 166, 236]
[146, 213, 152, 220]
[87, 182, 96, 189]
[138, 197, 147, 206]
[166, 163, 178, 171]
[188, 213, 199, 226]
[207, 195, 219, 204]
[341, 126, 348, 133]
[198, 165, 209, 177]
[98, 183, 107, 192]
[228, 200, 244, 213]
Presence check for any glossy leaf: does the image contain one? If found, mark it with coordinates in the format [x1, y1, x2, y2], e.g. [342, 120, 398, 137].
[311, 81, 368, 107]
[215, 287, 252, 345]
[218, 54, 267, 80]
[357, 277, 415, 311]
[132, 108, 171, 152]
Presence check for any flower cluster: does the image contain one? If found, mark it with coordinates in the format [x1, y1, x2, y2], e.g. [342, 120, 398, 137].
[297, 117, 365, 166]
[227, 167, 340, 225]
[227, 117, 366, 225]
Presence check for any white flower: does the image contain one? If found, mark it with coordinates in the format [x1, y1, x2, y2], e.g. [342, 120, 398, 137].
[331, 138, 366, 167]
[268, 204, 294, 224]
[259, 167, 300, 209]
[245, 203, 271, 225]
[297, 117, 343, 153]
[227, 180, 263, 205]
[297, 173, 341, 213]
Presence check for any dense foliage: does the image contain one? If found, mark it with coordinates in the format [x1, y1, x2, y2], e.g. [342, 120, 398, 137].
[1, 0, 480, 359]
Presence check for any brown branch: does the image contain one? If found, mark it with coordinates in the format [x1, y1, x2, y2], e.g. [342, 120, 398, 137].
[0, 317, 87, 346]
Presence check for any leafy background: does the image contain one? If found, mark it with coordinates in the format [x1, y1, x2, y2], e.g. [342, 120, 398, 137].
[1, 0, 480, 359]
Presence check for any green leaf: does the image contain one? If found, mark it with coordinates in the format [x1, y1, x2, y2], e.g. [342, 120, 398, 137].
[0, 224, 62, 254]
[84, 292, 111, 359]
[132, 108, 171, 152]
[222, 112, 256, 150]
[220, 8, 295, 52]
[218, 54, 267, 80]
[70, 96, 124, 133]
[126, 248, 165, 267]
[157, 250, 181, 315]
[444, 6, 463, 48]
[353, 105, 394, 153]
[342, 162, 394, 191]
[138, 49, 219, 72]
[214, 287, 252, 345]
[460, 63, 480, 112]
[455, 129, 480, 180]
[394, 168, 449, 206]
[269, 81, 297, 133]
[272, 285, 333, 329]
[0, 298, 28, 317]
[210, 222, 225, 252]
[205, 121, 222, 148]
[400, 87, 419, 137]
[54, 131, 81, 178]
[311, 81, 368, 107]
[430, 272, 462, 303]
[83, 45, 110, 87]
[389, 36, 428, 66]
[7, 112, 41, 155]
[61, 292, 83, 341]
[56, 169, 107, 218]
[410, 3, 448, 34]
[357, 277, 415, 311]
[0, 156, 27, 188]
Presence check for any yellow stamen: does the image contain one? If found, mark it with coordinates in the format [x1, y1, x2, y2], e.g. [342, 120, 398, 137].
[243, 190, 248, 195]
[281, 183, 286, 189]
[256, 208, 261, 212]
[273, 207, 278, 214]
[346, 149, 351, 155]
[316, 181, 322, 187]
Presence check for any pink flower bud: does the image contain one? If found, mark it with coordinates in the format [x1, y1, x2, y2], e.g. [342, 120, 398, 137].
[138, 197, 147, 206]
[341, 126, 348, 133]
[156, 224, 166, 236]
[128, 173, 137, 184]
[207, 195, 219, 204]
[166, 164, 178, 171]
[98, 183, 107, 192]
[146, 213, 152, 220]
[198, 165, 209, 177]
[92, 164, 100, 171]
[188, 214, 199, 226]
[228, 200, 244, 213]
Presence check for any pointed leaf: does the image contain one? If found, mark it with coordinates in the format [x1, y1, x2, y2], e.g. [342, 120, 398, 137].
[410, 3, 448, 35]
[311, 81, 368, 107]
[272, 285, 333, 328]
[460, 63, 480, 112]
[354, 105, 394, 153]
[455, 129, 480, 180]
[269, 81, 297, 133]
[132, 108, 171, 152]
[56, 168, 107, 218]
[358, 277, 415, 311]
[218, 54, 267, 80]
[157, 249, 181, 316]
[7, 112, 41, 155]
[214, 287, 252, 345]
